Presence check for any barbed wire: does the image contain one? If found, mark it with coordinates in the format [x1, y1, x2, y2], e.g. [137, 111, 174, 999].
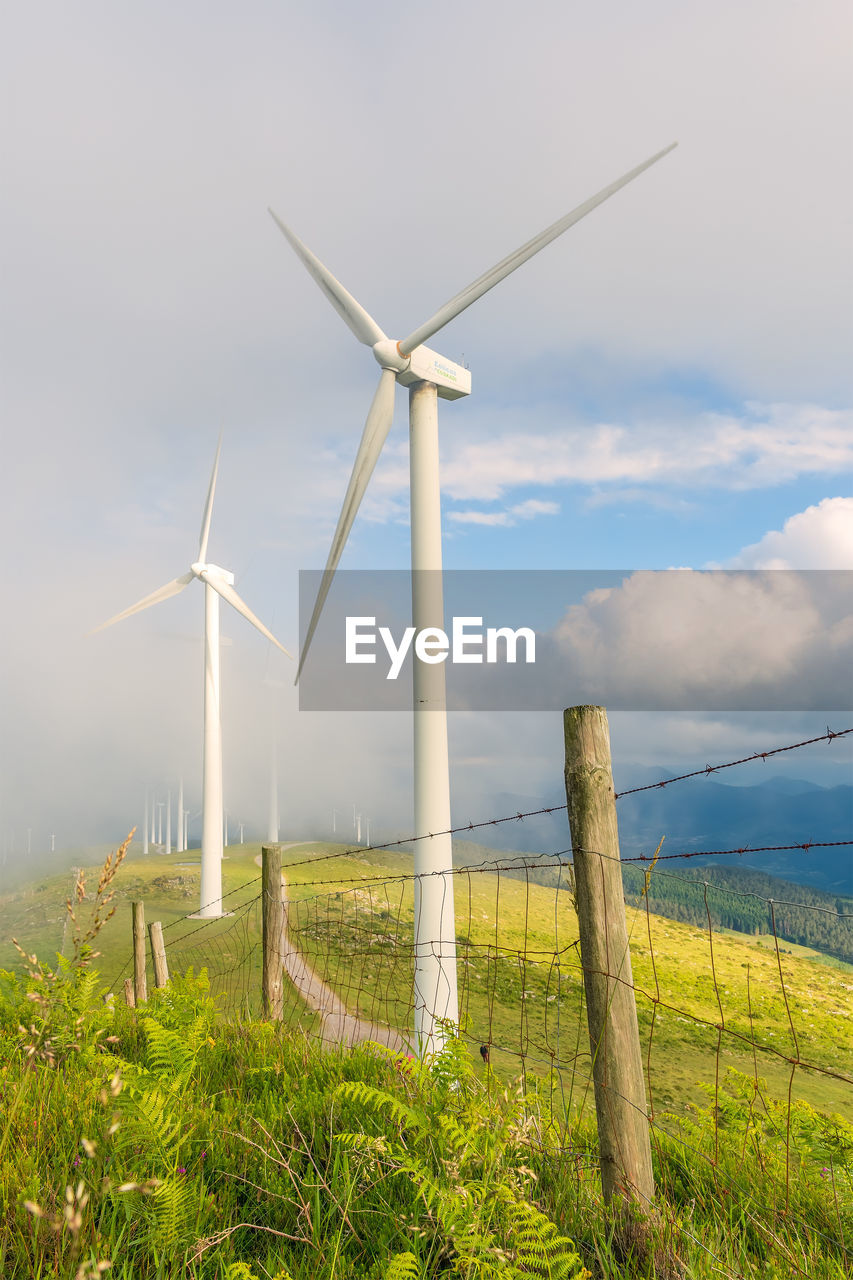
[625, 838, 853, 864]
[614, 727, 852, 798]
[275, 842, 853, 916]
[270, 725, 851, 870]
[159, 873, 262, 933]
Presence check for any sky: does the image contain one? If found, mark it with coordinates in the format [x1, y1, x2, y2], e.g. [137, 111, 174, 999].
[1, 0, 851, 866]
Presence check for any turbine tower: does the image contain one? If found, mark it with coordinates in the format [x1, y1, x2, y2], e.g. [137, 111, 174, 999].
[271, 142, 676, 1052]
[177, 776, 184, 853]
[93, 439, 292, 916]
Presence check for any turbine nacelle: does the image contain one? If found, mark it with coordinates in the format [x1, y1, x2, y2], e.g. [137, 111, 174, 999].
[372, 339, 471, 401]
[192, 561, 236, 586]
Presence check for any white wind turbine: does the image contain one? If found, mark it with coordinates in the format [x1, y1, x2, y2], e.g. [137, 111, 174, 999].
[271, 142, 676, 1051]
[93, 439, 292, 917]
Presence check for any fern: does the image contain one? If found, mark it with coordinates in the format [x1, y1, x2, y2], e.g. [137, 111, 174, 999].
[117, 1076, 184, 1157]
[330, 1029, 589, 1279]
[436, 1113, 473, 1169]
[384, 1252, 421, 1280]
[150, 1172, 195, 1250]
[141, 1013, 205, 1087]
[508, 1200, 588, 1278]
[335, 1079, 423, 1133]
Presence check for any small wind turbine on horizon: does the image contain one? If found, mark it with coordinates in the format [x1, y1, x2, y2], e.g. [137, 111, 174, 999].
[92, 439, 292, 916]
[271, 142, 677, 1052]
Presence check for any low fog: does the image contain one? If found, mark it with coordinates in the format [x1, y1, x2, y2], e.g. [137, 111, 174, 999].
[1, 2, 851, 880]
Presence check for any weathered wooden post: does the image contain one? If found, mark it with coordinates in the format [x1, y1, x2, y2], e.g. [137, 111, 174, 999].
[262, 844, 285, 1019]
[563, 705, 654, 1208]
[148, 920, 169, 989]
[124, 977, 136, 1008]
[132, 901, 147, 1004]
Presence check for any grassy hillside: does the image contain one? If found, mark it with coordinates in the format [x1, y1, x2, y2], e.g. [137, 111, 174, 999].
[2, 835, 852, 1277]
[453, 840, 853, 963]
[3, 835, 851, 1125]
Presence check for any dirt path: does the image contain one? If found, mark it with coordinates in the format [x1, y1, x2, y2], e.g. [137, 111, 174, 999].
[255, 846, 407, 1053]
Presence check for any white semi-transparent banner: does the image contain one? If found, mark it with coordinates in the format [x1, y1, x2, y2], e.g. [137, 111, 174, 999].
[297, 570, 853, 712]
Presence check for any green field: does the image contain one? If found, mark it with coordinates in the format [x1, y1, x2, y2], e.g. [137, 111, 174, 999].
[2, 835, 852, 1278]
[3, 834, 851, 1126]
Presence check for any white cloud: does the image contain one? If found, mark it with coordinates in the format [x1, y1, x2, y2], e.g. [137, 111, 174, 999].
[448, 498, 560, 528]
[723, 497, 853, 569]
[511, 499, 560, 519]
[434, 404, 853, 503]
[449, 510, 514, 527]
[538, 569, 851, 711]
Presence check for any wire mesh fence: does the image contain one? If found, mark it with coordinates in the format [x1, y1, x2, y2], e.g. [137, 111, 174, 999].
[15, 720, 848, 1271]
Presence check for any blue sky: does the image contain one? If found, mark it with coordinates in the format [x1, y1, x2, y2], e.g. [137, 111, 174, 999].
[0, 0, 850, 856]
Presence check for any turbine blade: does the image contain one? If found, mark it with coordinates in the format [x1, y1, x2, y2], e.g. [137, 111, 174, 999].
[200, 573, 294, 659]
[199, 433, 223, 563]
[297, 366, 397, 681]
[268, 209, 387, 347]
[89, 572, 194, 635]
[399, 142, 678, 355]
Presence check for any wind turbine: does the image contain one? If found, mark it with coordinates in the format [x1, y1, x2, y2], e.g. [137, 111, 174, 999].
[271, 142, 676, 1051]
[177, 776, 184, 853]
[93, 439, 292, 916]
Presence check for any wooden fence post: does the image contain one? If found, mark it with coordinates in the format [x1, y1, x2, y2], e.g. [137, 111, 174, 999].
[148, 920, 169, 989]
[563, 705, 654, 1208]
[132, 901, 147, 1005]
[262, 845, 285, 1019]
[124, 977, 136, 1008]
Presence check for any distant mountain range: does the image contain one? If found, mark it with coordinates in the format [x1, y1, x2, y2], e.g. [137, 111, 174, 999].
[465, 771, 852, 895]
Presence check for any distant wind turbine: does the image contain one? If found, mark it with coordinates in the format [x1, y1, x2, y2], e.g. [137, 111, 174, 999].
[271, 142, 677, 1052]
[92, 439, 292, 916]
[177, 777, 184, 853]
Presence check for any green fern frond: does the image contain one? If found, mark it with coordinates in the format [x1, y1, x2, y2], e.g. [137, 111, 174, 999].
[333, 1131, 390, 1157]
[151, 1172, 194, 1249]
[335, 1080, 421, 1132]
[383, 1252, 421, 1280]
[436, 1114, 472, 1166]
[506, 1200, 587, 1278]
[141, 1014, 203, 1086]
[118, 1079, 184, 1156]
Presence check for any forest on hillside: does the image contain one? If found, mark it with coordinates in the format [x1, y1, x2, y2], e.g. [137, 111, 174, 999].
[621, 863, 853, 963]
[455, 844, 853, 963]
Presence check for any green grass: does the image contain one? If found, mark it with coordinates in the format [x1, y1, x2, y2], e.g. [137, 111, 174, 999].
[274, 844, 853, 1123]
[0, 967, 850, 1279]
[1, 841, 852, 1278]
[3, 835, 852, 1128]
